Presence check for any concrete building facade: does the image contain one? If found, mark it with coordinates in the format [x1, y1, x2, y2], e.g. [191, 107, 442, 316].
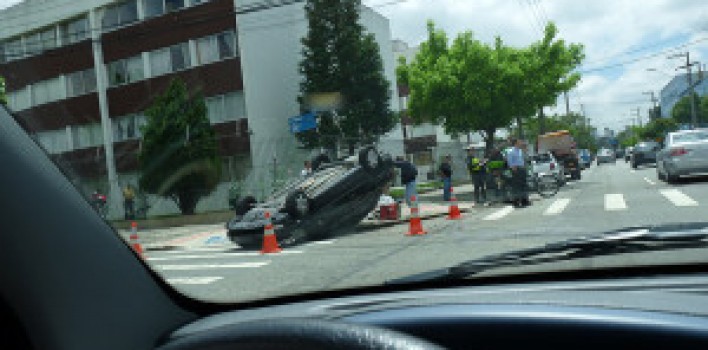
[1, 0, 398, 218]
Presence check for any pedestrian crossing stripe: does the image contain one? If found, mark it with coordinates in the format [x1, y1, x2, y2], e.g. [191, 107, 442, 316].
[605, 193, 627, 211]
[483, 206, 514, 221]
[166, 277, 223, 285]
[544, 198, 571, 216]
[157, 261, 270, 271]
[660, 189, 698, 207]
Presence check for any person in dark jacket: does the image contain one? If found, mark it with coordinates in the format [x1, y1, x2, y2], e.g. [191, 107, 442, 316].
[439, 155, 453, 201]
[394, 156, 418, 206]
[467, 147, 487, 205]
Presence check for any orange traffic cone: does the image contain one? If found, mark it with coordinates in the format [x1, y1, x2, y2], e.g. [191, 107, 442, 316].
[406, 195, 427, 236]
[260, 212, 282, 254]
[447, 187, 462, 220]
[129, 221, 144, 257]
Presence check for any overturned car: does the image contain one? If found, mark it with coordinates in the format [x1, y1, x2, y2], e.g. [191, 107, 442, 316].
[226, 146, 394, 249]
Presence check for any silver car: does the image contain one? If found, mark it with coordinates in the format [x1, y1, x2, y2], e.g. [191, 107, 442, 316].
[596, 148, 615, 165]
[657, 129, 708, 183]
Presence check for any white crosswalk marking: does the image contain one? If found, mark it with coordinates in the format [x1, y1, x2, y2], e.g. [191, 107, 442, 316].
[605, 194, 627, 211]
[483, 206, 514, 221]
[660, 189, 698, 207]
[166, 277, 223, 285]
[544, 198, 571, 216]
[643, 177, 656, 185]
[157, 262, 269, 271]
[147, 250, 303, 261]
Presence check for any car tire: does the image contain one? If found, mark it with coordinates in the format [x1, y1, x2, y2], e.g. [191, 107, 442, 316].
[632, 161, 638, 169]
[666, 172, 679, 184]
[285, 190, 311, 219]
[657, 167, 666, 181]
[359, 146, 381, 171]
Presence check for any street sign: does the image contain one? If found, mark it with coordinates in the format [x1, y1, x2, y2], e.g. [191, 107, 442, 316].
[288, 112, 317, 133]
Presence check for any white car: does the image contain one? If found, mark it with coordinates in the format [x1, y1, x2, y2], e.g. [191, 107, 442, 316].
[531, 152, 565, 186]
[657, 129, 708, 183]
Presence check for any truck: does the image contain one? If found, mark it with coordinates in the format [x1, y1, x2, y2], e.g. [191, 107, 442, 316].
[537, 130, 582, 181]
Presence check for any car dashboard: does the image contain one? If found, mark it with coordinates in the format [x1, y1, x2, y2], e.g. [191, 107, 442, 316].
[161, 273, 708, 349]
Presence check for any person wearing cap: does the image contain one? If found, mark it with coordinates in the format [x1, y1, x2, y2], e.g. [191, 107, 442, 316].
[467, 147, 487, 206]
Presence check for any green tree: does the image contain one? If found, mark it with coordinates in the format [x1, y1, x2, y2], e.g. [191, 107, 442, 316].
[671, 93, 708, 125]
[0, 76, 7, 106]
[138, 79, 221, 215]
[298, 0, 394, 151]
[639, 118, 678, 143]
[522, 23, 584, 136]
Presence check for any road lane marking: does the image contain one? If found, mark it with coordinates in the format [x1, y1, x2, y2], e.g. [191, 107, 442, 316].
[147, 251, 303, 261]
[310, 239, 336, 245]
[630, 170, 636, 173]
[157, 261, 270, 271]
[643, 177, 656, 185]
[660, 189, 698, 207]
[544, 198, 571, 216]
[166, 277, 223, 285]
[605, 194, 627, 211]
[483, 206, 514, 221]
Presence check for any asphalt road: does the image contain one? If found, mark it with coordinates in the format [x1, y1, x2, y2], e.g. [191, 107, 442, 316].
[139, 159, 708, 303]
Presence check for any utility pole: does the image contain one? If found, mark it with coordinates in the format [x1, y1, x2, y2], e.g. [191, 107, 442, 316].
[668, 52, 697, 128]
[631, 107, 641, 128]
[642, 91, 658, 120]
[564, 91, 570, 116]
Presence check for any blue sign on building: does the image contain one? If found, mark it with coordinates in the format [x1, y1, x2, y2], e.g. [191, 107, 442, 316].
[288, 112, 317, 133]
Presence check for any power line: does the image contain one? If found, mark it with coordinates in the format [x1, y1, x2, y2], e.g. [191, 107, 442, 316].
[578, 36, 708, 73]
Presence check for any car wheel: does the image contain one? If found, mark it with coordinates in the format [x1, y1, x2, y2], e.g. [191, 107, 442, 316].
[657, 167, 666, 181]
[285, 190, 311, 218]
[666, 172, 679, 184]
[359, 146, 381, 171]
[631, 161, 638, 169]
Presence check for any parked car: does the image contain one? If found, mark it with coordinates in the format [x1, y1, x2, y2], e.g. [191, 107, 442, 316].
[596, 148, 615, 164]
[531, 152, 566, 186]
[657, 129, 708, 183]
[226, 146, 393, 249]
[615, 148, 625, 159]
[625, 146, 634, 162]
[578, 149, 592, 169]
[631, 141, 660, 169]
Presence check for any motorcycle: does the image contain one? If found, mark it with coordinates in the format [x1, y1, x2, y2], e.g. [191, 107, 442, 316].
[92, 192, 108, 219]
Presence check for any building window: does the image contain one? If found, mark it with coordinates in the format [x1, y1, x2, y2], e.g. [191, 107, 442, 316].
[102, 0, 139, 30]
[113, 114, 147, 142]
[150, 42, 190, 77]
[71, 123, 104, 149]
[165, 0, 185, 12]
[144, 0, 165, 18]
[206, 91, 246, 123]
[61, 16, 89, 45]
[196, 30, 237, 65]
[24, 32, 42, 56]
[7, 87, 31, 111]
[3, 37, 24, 62]
[169, 42, 190, 71]
[149, 48, 171, 76]
[190, 0, 209, 5]
[66, 68, 97, 97]
[108, 55, 144, 87]
[37, 128, 70, 154]
[32, 77, 65, 106]
[216, 31, 236, 58]
[41, 28, 57, 50]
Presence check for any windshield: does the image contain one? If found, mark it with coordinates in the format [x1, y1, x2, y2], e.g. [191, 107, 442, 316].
[672, 131, 708, 144]
[2, 0, 707, 304]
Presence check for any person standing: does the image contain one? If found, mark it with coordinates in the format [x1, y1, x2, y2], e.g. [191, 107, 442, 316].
[394, 156, 418, 206]
[439, 155, 453, 201]
[467, 147, 487, 206]
[505, 139, 529, 208]
[486, 147, 506, 204]
[122, 184, 135, 220]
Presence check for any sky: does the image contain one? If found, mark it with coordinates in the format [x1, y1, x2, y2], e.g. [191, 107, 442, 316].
[2, 0, 706, 132]
[367, 0, 708, 132]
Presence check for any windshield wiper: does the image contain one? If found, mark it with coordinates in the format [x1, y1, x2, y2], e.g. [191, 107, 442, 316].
[388, 224, 708, 285]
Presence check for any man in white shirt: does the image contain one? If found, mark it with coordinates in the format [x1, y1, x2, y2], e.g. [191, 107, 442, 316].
[506, 138, 529, 208]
